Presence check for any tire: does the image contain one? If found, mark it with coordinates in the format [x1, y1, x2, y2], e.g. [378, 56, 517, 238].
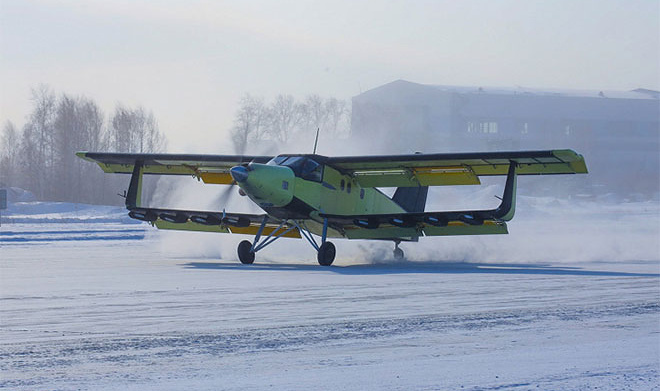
[317, 242, 336, 266]
[238, 240, 255, 264]
[393, 247, 404, 260]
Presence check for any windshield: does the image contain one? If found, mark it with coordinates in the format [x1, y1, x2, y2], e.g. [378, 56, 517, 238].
[269, 156, 323, 182]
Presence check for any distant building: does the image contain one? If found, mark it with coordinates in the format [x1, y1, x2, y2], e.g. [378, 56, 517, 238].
[351, 80, 659, 195]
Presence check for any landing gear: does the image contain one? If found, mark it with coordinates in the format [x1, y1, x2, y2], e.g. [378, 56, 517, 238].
[238, 240, 255, 264]
[235, 216, 336, 266]
[317, 242, 336, 266]
[393, 241, 405, 260]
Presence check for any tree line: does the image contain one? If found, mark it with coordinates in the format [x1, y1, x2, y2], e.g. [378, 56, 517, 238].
[231, 94, 351, 153]
[0, 85, 167, 205]
[1, 88, 350, 205]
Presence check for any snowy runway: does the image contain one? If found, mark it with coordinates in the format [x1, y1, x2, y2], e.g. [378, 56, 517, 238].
[1, 203, 659, 390]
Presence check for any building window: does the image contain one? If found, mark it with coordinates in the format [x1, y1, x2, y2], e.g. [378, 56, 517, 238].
[521, 122, 529, 134]
[347, 182, 352, 194]
[467, 121, 498, 134]
[481, 122, 498, 134]
[360, 189, 365, 199]
[340, 180, 345, 191]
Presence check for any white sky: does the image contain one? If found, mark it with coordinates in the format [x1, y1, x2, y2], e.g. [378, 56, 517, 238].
[1, 0, 658, 153]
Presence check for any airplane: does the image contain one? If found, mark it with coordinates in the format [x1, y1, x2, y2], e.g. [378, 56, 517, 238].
[76, 149, 587, 266]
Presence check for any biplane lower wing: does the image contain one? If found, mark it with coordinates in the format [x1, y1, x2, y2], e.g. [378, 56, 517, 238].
[128, 206, 301, 238]
[321, 211, 509, 240]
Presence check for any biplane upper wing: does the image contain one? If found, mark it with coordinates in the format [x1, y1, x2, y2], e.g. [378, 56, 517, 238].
[76, 152, 274, 184]
[326, 149, 587, 187]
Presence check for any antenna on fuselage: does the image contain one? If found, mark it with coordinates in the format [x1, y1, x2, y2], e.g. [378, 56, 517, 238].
[312, 127, 320, 154]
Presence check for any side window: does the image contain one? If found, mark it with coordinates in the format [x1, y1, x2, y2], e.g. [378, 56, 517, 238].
[340, 180, 345, 191]
[301, 159, 322, 182]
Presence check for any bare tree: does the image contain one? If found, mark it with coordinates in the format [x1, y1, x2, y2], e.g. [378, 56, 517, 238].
[268, 94, 301, 144]
[0, 121, 20, 187]
[231, 94, 270, 153]
[323, 97, 350, 137]
[299, 94, 328, 133]
[107, 105, 167, 153]
[52, 94, 107, 202]
[230, 93, 351, 152]
[20, 84, 56, 199]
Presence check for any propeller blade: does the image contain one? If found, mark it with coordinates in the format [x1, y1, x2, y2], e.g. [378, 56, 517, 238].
[216, 182, 237, 207]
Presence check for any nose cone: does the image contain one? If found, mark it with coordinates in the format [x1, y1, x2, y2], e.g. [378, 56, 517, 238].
[230, 165, 249, 183]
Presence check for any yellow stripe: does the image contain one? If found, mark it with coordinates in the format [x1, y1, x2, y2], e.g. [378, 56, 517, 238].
[200, 172, 234, 184]
[230, 225, 302, 238]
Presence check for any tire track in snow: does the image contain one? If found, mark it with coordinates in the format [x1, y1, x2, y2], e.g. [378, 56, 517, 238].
[1, 301, 657, 373]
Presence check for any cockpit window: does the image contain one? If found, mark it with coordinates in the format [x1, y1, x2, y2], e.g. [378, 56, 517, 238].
[270, 156, 323, 182]
[267, 156, 288, 166]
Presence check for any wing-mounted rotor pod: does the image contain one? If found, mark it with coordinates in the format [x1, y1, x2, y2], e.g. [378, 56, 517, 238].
[354, 218, 380, 229]
[423, 214, 448, 227]
[324, 149, 587, 188]
[128, 209, 158, 223]
[123, 206, 254, 228]
[189, 213, 222, 226]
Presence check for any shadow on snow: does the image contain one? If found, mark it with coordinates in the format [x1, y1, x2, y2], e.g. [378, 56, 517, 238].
[181, 260, 659, 278]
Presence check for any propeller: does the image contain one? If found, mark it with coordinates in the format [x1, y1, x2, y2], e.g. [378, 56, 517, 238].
[213, 140, 279, 212]
[213, 141, 256, 210]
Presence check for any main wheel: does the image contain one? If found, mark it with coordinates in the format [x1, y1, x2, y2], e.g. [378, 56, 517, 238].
[237, 240, 255, 264]
[317, 242, 336, 266]
[393, 247, 404, 260]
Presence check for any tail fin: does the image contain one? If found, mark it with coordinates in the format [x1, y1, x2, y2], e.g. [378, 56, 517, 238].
[392, 186, 429, 212]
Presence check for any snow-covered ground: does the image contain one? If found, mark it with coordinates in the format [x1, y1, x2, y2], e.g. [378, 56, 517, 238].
[1, 199, 659, 390]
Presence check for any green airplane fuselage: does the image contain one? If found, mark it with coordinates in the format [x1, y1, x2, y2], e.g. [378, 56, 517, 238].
[232, 159, 405, 236]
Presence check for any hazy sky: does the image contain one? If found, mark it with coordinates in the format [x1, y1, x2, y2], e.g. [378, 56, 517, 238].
[1, 0, 658, 152]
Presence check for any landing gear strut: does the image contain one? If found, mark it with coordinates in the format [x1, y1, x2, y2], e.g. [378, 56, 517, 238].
[235, 216, 336, 266]
[393, 241, 405, 260]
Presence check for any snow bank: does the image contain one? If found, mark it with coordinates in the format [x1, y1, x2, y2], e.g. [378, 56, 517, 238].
[1, 201, 137, 224]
